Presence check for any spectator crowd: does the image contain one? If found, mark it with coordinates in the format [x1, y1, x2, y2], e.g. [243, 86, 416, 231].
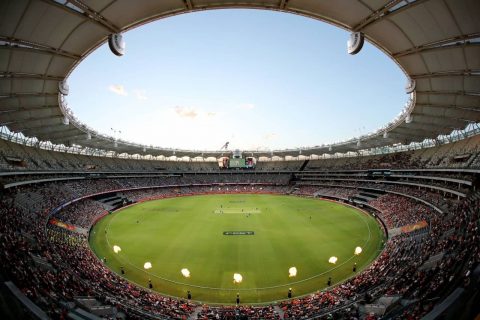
[0, 172, 478, 320]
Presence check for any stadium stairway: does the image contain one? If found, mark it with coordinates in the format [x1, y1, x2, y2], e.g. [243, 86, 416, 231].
[188, 306, 203, 320]
[362, 295, 401, 317]
[14, 191, 44, 215]
[73, 297, 121, 319]
[298, 159, 309, 171]
[93, 193, 131, 211]
[358, 190, 382, 199]
[351, 190, 383, 203]
[352, 194, 375, 202]
[274, 305, 285, 319]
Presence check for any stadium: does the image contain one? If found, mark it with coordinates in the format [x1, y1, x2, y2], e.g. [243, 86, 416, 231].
[0, 0, 479, 320]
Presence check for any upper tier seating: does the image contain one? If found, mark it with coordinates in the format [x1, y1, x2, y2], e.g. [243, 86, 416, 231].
[2, 134, 480, 173]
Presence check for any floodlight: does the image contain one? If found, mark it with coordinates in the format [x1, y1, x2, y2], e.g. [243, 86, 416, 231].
[58, 80, 69, 95]
[108, 33, 125, 56]
[347, 32, 364, 55]
[405, 79, 416, 94]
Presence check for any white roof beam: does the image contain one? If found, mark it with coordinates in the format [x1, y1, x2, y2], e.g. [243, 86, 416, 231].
[353, 0, 429, 32]
[0, 72, 64, 81]
[393, 33, 480, 58]
[416, 90, 480, 96]
[41, 0, 119, 33]
[411, 70, 480, 79]
[0, 36, 80, 60]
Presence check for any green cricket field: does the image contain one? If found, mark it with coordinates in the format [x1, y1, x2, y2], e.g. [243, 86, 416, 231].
[89, 194, 384, 304]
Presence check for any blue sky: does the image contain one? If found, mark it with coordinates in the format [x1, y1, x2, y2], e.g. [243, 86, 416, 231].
[67, 9, 407, 151]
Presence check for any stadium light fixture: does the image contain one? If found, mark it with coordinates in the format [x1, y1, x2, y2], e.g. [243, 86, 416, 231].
[347, 32, 364, 55]
[58, 80, 69, 95]
[108, 33, 125, 56]
[405, 79, 416, 94]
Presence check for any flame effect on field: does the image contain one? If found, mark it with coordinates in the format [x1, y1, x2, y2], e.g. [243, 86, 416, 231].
[233, 273, 243, 283]
[181, 268, 190, 278]
[144, 262, 152, 269]
[113, 245, 121, 253]
[354, 246, 363, 255]
[328, 256, 338, 264]
[288, 267, 297, 277]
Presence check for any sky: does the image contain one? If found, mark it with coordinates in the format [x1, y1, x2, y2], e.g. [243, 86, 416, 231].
[67, 9, 407, 151]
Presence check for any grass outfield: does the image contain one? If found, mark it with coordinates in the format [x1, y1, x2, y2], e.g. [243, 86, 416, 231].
[89, 194, 384, 304]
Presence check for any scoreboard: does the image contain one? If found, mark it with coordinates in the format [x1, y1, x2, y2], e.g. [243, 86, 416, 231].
[220, 150, 255, 169]
[229, 158, 246, 168]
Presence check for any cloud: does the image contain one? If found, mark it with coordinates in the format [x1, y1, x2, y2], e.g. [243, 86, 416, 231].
[174, 106, 198, 119]
[108, 84, 128, 96]
[207, 112, 217, 117]
[239, 103, 255, 110]
[133, 89, 147, 101]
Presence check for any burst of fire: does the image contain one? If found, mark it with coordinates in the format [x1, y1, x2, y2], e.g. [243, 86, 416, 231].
[328, 256, 338, 264]
[233, 273, 243, 284]
[113, 245, 121, 253]
[144, 262, 152, 270]
[288, 267, 297, 277]
[354, 246, 363, 255]
[181, 268, 190, 278]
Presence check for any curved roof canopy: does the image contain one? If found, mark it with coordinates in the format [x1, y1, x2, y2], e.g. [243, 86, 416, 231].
[0, 0, 479, 158]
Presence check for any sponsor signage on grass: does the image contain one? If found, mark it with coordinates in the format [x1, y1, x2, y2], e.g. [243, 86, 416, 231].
[223, 231, 255, 235]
